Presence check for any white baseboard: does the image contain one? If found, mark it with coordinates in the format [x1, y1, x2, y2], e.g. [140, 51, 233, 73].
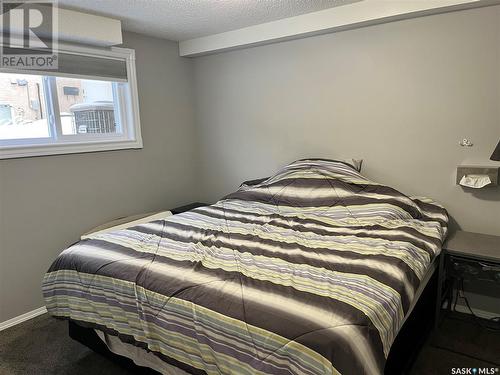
[453, 303, 499, 320]
[0, 306, 47, 331]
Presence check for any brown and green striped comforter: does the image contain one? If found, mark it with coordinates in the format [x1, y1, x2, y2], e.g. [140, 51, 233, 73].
[42, 159, 448, 375]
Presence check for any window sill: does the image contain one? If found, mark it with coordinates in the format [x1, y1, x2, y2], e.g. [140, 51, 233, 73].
[0, 138, 143, 159]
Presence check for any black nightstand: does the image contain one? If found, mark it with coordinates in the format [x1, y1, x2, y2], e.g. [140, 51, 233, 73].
[435, 230, 500, 328]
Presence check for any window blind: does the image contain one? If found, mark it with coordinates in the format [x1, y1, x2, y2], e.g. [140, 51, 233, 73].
[0, 47, 128, 82]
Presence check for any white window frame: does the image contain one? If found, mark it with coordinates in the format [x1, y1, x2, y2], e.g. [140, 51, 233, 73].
[0, 44, 142, 159]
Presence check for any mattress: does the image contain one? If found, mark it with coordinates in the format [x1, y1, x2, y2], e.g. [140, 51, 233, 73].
[42, 159, 448, 375]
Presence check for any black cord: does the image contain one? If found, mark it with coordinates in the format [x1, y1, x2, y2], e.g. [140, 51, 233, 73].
[452, 277, 500, 331]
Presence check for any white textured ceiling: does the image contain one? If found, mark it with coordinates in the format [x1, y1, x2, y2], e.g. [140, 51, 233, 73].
[57, 0, 357, 41]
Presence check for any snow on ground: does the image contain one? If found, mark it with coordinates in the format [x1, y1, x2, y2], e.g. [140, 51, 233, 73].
[0, 115, 74, 140]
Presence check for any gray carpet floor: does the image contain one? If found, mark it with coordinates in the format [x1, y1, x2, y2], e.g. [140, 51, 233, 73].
[0, 312, 498, 374]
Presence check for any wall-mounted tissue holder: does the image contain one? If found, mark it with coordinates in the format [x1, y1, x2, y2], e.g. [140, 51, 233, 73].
[456, 166, 499, 188]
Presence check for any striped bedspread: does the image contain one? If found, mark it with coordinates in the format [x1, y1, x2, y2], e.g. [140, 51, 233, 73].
[42, 159, 448, 375]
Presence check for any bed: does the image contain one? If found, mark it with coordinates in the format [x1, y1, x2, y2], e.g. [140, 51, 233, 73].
[42, 159, 448, 375]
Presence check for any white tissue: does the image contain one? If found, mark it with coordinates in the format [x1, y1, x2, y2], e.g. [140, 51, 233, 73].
[459, 174, 492, 189]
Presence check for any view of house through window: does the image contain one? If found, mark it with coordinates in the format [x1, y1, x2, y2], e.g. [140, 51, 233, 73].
[0, 72, 120, 141]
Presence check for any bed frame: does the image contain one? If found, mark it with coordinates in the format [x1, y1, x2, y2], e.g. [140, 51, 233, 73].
[68, 267, 437, 375]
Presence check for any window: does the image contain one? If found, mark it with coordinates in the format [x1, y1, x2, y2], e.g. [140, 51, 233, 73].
[0, 73, 50, 140]
[0, 46, 142, 159]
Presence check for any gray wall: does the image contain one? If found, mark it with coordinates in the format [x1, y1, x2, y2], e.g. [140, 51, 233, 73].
[2, 6, 500, 323]
[0, 32, 199, 322]
[193, 6, 500, 236]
